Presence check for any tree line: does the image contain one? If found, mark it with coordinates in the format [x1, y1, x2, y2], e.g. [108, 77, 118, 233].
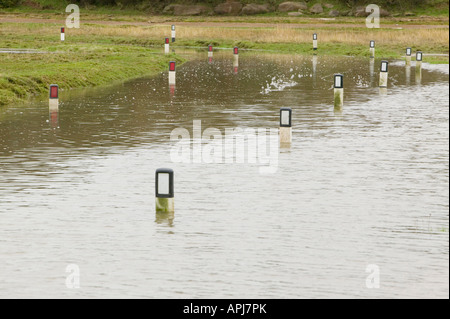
[0, 0, 436, 9]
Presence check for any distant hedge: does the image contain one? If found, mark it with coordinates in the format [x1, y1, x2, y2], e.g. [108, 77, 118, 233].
[0, 0, 20, 8]
[0, 0, 443, 9]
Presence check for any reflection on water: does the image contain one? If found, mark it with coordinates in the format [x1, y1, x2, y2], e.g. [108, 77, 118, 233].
[0, 51, 448, 298]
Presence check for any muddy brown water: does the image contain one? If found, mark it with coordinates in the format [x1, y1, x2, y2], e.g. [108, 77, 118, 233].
[0, 51, 448, 298]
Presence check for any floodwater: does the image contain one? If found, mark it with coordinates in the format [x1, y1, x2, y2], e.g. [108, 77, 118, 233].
[0, 50, 448, 299]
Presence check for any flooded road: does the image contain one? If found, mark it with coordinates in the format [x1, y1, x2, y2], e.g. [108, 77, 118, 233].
[0, 51, 448, 298]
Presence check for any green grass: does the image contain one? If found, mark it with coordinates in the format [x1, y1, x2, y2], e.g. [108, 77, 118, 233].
[0, 35, 185, 106]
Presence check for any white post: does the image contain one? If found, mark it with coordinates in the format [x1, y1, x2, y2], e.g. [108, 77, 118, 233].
[334, 74, 344, 109]
[379, 60, 388, 88]
[171, 25, 176, 43]
[233, 47, 239, 74]
[369, 57, 375, 86]
[313, 33, 318, 51]
[208, 45, 213, 58]
[61, 27, 65, 41]
[49, 84, 59, 111]
[164, 38, 170, 54]
[405, 47, 412, 66]
[279, 107, 292, 145]
[155, 168, 174, 214]
[415, 51, 423, 84]
[168, 61, 176, 86]
[370, 40, 375, 58]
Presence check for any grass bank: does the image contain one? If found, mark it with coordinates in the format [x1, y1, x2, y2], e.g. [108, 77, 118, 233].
[0, 23, 185, 106]
[0, 15, 448, 106]
[0, 31, 184, 106]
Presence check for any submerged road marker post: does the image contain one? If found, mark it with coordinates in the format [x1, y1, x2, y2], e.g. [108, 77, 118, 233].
[233, 47, 239, 74]
[208, 45, 213, 57]
[61, 27, 65, 41]
[313, 33, 318, 51]
[379, 60, 389, 88]
[208, 45, 213, 63]
[171, 25, 176, 43]
[415, 51, 423, 84]
[379, 60, 388, 95]
[370, 40, 375, 58]
[155, 168, 174, 214]
[169, 61, 176, 85]
[49, 84, 59, 111]
[164, 37, 170, 54]
[369, 57, 375, 86]
[168, 61, 176, 96]
[334, 74, 344, 110]
[406, 47, 412, 66]
[279, 107, 292, 145]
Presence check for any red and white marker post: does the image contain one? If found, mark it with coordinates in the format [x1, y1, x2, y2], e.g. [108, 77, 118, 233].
[233, 47, 239, 74]
[169, 61, 176, 95]
[165, 37, 170, 54]
[49, 84, 59, 111]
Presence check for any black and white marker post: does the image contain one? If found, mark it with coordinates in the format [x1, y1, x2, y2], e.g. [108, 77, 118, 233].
[370, 55, 375, 86]
[171, 25, 176, 43]
[279, 107, 292, 145]
[406, 47, 412, 66]
[379, 60, 389, 95]
[313, 33, 318, 51]
[370, 40, 375, 58]
[379, 60, 389, 88]
[415, 51, 423, 84]
[334, 74, 344, 110]
[155, 168, 174, 214]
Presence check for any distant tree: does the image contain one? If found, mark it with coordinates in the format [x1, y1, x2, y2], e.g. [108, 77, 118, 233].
[0, 0, 20, 8]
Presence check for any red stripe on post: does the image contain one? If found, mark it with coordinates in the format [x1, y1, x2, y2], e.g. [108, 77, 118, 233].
[61, 27, 65, 33]
[234, 47, 238, 55]
[208, 45, 213, 52]
[165, 38, 169, 44]
[169, 62, 176, 72]
[49, 85, 58, 99]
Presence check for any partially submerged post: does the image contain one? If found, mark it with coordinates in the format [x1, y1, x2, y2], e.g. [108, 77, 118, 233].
[312, 55, 318, 82]
[49, 84, 59, 111]
[279, 107, 292, 145]
[406, 47, 412, 66]
[208, 45, 213, 57]
[168, 61, 176, 86]
[370, 40, 375, 58]
[233, 47, 239, 74]
[155, 168, 174, 213]
[379, 60, 389, 88]
[334, 74, 344, 110]
[415, 51, 423, 84]
[313, 33, 318, 51]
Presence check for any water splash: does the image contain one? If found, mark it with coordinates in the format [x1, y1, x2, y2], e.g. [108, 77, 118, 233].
[261, 75, 298, 94]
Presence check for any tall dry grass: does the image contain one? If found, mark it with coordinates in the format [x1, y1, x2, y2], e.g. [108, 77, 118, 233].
[1, 22, 448, 49]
